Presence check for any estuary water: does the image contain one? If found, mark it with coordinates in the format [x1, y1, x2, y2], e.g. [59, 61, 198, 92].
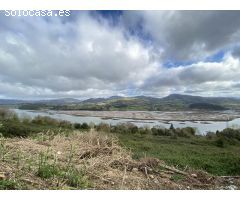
[13, 109, 240, 135]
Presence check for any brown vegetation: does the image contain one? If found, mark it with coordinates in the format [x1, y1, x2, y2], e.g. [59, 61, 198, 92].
[1, 129, 239, 189]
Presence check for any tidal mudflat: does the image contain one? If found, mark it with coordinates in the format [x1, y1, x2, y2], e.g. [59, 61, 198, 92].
[57, 110, 240, 122]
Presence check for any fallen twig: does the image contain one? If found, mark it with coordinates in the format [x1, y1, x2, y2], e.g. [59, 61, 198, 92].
[159, 164, 188, 176]
[120, 166, 127, 189]
[220, 176, 240, 179]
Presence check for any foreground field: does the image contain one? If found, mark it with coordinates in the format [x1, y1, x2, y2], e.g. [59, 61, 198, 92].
[1, 130, 239, 190]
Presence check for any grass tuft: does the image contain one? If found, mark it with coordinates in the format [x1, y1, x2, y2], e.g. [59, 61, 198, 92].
[0, 180, 18, 190]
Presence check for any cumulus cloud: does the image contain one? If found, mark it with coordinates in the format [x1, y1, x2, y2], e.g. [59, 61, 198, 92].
[141, 54, 240, 97]
[1, 11, 240, 99]
[0, 11, 158, 98]
[122, 11, 240, 62]
[232, 46, 240, 59]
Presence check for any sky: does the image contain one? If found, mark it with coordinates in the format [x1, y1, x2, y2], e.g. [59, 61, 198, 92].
[1, 10, 240, 99]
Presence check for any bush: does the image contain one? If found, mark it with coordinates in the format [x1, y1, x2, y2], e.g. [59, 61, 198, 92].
[32, 116, 59, 126]
[129, 125, 139, 134]
[22, 116, 31, 124]
[151, 127, 170, 136]
[81, 122, 90, 130]
[31, 116, 73, 129]
[217, 128, 240, 141]
[0, 120, 36, 137]
[215, 138, 225, 148]
[74, 122, 90, 131]
[96, 123, 110, 132]
[74, 123, 81, 129]
[174, 127, 196, 138]
[138, 126, 151, 135]
[206, 132, 216, 140]
[58, 120, 72, 129]
[109, 123, 151, 135]
[112, 123, 131, 134]
[151, 127, 158, 135]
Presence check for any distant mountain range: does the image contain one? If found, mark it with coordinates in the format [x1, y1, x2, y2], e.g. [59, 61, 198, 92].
[1, 94, 240, 111]
[0, 98, 81, 105]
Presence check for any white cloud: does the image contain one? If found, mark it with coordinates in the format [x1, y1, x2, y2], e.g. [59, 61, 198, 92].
[122, 11, 240, 62]
[1, 11, 240, 99]
[142, 54, 240, 97]
[0, 12, 158, 98]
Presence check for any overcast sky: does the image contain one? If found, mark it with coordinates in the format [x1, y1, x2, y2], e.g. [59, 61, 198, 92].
[1, 10, 240, 99]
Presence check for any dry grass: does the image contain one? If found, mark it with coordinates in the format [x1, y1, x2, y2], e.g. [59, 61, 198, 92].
[0, 129, 239, 189]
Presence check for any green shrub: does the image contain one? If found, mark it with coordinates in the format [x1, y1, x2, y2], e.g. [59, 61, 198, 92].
[111, 123, 129, 134]
[151, 127, 158, 135]
[129, 125, 139, 134]
[138, 126, 151, 135]
[173, 127, 196, 138]
[0, 120, 36, 137]
[0, 179, 18, 190]
[32, 116, 59, 126]
[74, 122, 90, 130]
[81, 122, 90, 130]
[58, 120, 72, 129]
[206, 132, 216, 140]
[217, 128, 240, 141]
[74, 123, 81, 129]
[151, 127, 170, 136]
[215, 138, 225, 148]
[96, 123, 111, 132]
[22, 116, 31, 124]
[37, 163, 59, 179]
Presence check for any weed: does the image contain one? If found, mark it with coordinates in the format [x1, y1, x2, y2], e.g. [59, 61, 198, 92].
[36, 150, 91, 188]
[0, 138, 7, 161]
[67, 144, 74, 169]
[37, 151, 59, 179]
[170, 174, 184, 182]
[0, 179, 17, 190]
[37, 163, 59, 179]
[63, 168, 90, 189]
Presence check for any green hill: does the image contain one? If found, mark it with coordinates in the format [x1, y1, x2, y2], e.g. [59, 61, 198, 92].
[2, 94, 240, 111]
